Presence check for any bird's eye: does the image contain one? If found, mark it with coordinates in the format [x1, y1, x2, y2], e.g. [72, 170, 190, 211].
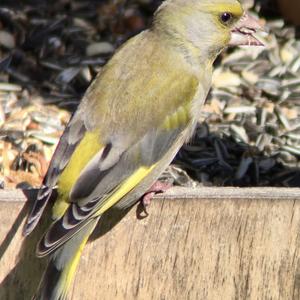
[220, 12, 232, 24]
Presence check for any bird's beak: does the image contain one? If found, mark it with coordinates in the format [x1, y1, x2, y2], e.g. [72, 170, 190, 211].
[229, 13, 265, 46]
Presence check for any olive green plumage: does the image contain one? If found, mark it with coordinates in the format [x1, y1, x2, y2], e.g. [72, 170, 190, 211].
[22, 0, 257, 299]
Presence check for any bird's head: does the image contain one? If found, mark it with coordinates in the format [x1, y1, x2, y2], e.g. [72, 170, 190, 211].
[153, 0, 263, 62]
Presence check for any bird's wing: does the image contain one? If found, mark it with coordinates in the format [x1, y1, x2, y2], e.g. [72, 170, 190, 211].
[37, 119, 189, 256]
[23, 113, 86, 235]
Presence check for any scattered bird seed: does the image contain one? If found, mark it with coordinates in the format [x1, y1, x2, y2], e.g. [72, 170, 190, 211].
[0, 1, 300, 188]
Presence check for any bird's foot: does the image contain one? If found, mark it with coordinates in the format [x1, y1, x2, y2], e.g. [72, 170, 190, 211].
[137, 181, 172, 219]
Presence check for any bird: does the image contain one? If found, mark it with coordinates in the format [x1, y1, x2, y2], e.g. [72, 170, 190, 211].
[23, 0, 263, 299]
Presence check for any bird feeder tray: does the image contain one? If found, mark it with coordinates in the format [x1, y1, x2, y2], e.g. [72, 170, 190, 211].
[1, 187, 300, 299]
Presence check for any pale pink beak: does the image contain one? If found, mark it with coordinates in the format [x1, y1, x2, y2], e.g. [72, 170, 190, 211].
[229, 13, 265, 46]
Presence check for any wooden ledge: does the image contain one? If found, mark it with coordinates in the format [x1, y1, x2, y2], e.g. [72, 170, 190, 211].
[1, 187, 300, 299]
[0, 186, 299, 202]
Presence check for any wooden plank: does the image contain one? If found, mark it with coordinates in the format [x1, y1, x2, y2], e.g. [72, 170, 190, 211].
[0, 186, 299, 201]
[1, 187, 300, 299]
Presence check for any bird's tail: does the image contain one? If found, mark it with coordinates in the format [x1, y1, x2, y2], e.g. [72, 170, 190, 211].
[33, 218, 98, 300]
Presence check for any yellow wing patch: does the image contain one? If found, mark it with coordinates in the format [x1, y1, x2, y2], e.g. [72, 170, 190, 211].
[162, 104, 190, 131]
[53, 131, 103, 218]
[95, 164, 157, 216]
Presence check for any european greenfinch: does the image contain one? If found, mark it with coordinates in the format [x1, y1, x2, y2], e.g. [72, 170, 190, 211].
[23, 0, 263, 299]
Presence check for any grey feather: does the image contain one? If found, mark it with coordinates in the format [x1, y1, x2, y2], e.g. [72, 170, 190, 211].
[23, 114, 86, 236]
[70, 145, 123, 201]
[34, 218, 98, 300]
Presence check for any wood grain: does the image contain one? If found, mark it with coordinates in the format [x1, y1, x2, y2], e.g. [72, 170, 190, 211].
[1, 187, 300, 299]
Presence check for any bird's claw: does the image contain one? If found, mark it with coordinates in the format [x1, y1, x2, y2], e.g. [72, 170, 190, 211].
[137, 181, 172, 219]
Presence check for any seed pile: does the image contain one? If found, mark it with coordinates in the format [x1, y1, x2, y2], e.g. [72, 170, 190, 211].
[0, 85, 69, 187]
[173, 18, 300, 187]
[0, 1, 299, 188]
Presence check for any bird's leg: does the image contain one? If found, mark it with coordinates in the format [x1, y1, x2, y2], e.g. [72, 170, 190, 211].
[141, 180, 172, 216]
[142, 181, 172, 206]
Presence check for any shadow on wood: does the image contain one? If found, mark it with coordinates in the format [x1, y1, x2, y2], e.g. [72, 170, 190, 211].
[0, 189, 132, 299]
[1, 187, 300, 299]
[0, 189, 47, 299]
